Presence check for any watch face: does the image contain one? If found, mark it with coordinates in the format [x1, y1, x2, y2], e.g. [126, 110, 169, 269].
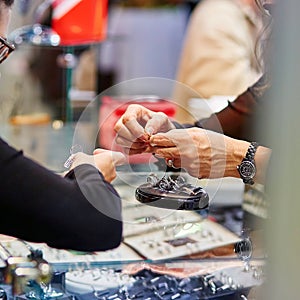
[239, 161, 256, 179]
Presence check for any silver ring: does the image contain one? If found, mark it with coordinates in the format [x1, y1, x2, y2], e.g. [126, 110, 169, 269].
[167, 159, 175, 168]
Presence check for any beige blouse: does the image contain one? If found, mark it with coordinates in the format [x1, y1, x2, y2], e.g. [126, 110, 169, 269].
[173, 0, 263, 123]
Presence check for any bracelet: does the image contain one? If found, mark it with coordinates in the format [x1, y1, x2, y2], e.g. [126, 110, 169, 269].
[227, 100, 251, 116]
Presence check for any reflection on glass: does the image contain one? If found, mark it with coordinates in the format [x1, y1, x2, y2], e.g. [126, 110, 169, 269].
[234, 228, 253, 272]
[9, 24, 60, 47]
[9, 0, 59, 47]
[26, 280, 64, 300]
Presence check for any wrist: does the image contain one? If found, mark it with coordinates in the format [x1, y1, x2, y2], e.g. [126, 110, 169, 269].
[225, 139, 250, 178]
[253, 145, 272, 185]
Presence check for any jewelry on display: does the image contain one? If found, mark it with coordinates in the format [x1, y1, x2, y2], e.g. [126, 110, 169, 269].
[67, 266, 264, 300]
[234, 228, 253, 272]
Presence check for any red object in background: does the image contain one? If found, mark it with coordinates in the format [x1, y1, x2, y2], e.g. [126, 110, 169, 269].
[52, 0, 108, 46]
[99, 96, 177, 164]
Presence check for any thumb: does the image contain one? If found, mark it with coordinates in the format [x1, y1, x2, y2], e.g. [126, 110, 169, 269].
[93, 148, 107, 155]
[144, 115, 163, 135]
[145, 112, 171, 135]
[111, 151, 127, 166]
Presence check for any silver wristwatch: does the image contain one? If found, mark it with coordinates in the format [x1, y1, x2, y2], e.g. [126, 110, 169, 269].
[237, 142, 259, 185]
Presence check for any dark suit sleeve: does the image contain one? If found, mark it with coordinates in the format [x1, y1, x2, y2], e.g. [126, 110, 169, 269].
[193, 74, 271, 142]
[0, 138, 122, 252]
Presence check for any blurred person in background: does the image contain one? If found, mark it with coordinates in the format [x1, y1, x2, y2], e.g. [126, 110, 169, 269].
[186, 0, 272, 142]
[174, 0, 266, 123]
[0, 0, 126, 252]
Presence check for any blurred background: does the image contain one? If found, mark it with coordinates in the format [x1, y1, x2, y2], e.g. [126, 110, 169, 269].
[0, 0, 196, 171]
[0, 0, 196, 122]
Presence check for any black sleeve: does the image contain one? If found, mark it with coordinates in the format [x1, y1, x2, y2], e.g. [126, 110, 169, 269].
[0, 138, 122, 252]
[192, 74, 271, 142]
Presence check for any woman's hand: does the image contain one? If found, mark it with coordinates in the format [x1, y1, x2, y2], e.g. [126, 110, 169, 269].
[114, 104, 175, 155]
[70, 149, 126, 183]
[150, 127, 250, 179]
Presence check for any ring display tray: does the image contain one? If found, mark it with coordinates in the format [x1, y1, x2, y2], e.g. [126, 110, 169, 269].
[123, 219, 240, 261]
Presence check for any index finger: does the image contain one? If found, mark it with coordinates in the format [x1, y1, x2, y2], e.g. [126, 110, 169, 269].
[145, 112, 174, 135]
[117, 105, 154, 141]
[121, 117, 148, 141]
[115, 114, 147, 142]
[149, 133, 177, 147]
